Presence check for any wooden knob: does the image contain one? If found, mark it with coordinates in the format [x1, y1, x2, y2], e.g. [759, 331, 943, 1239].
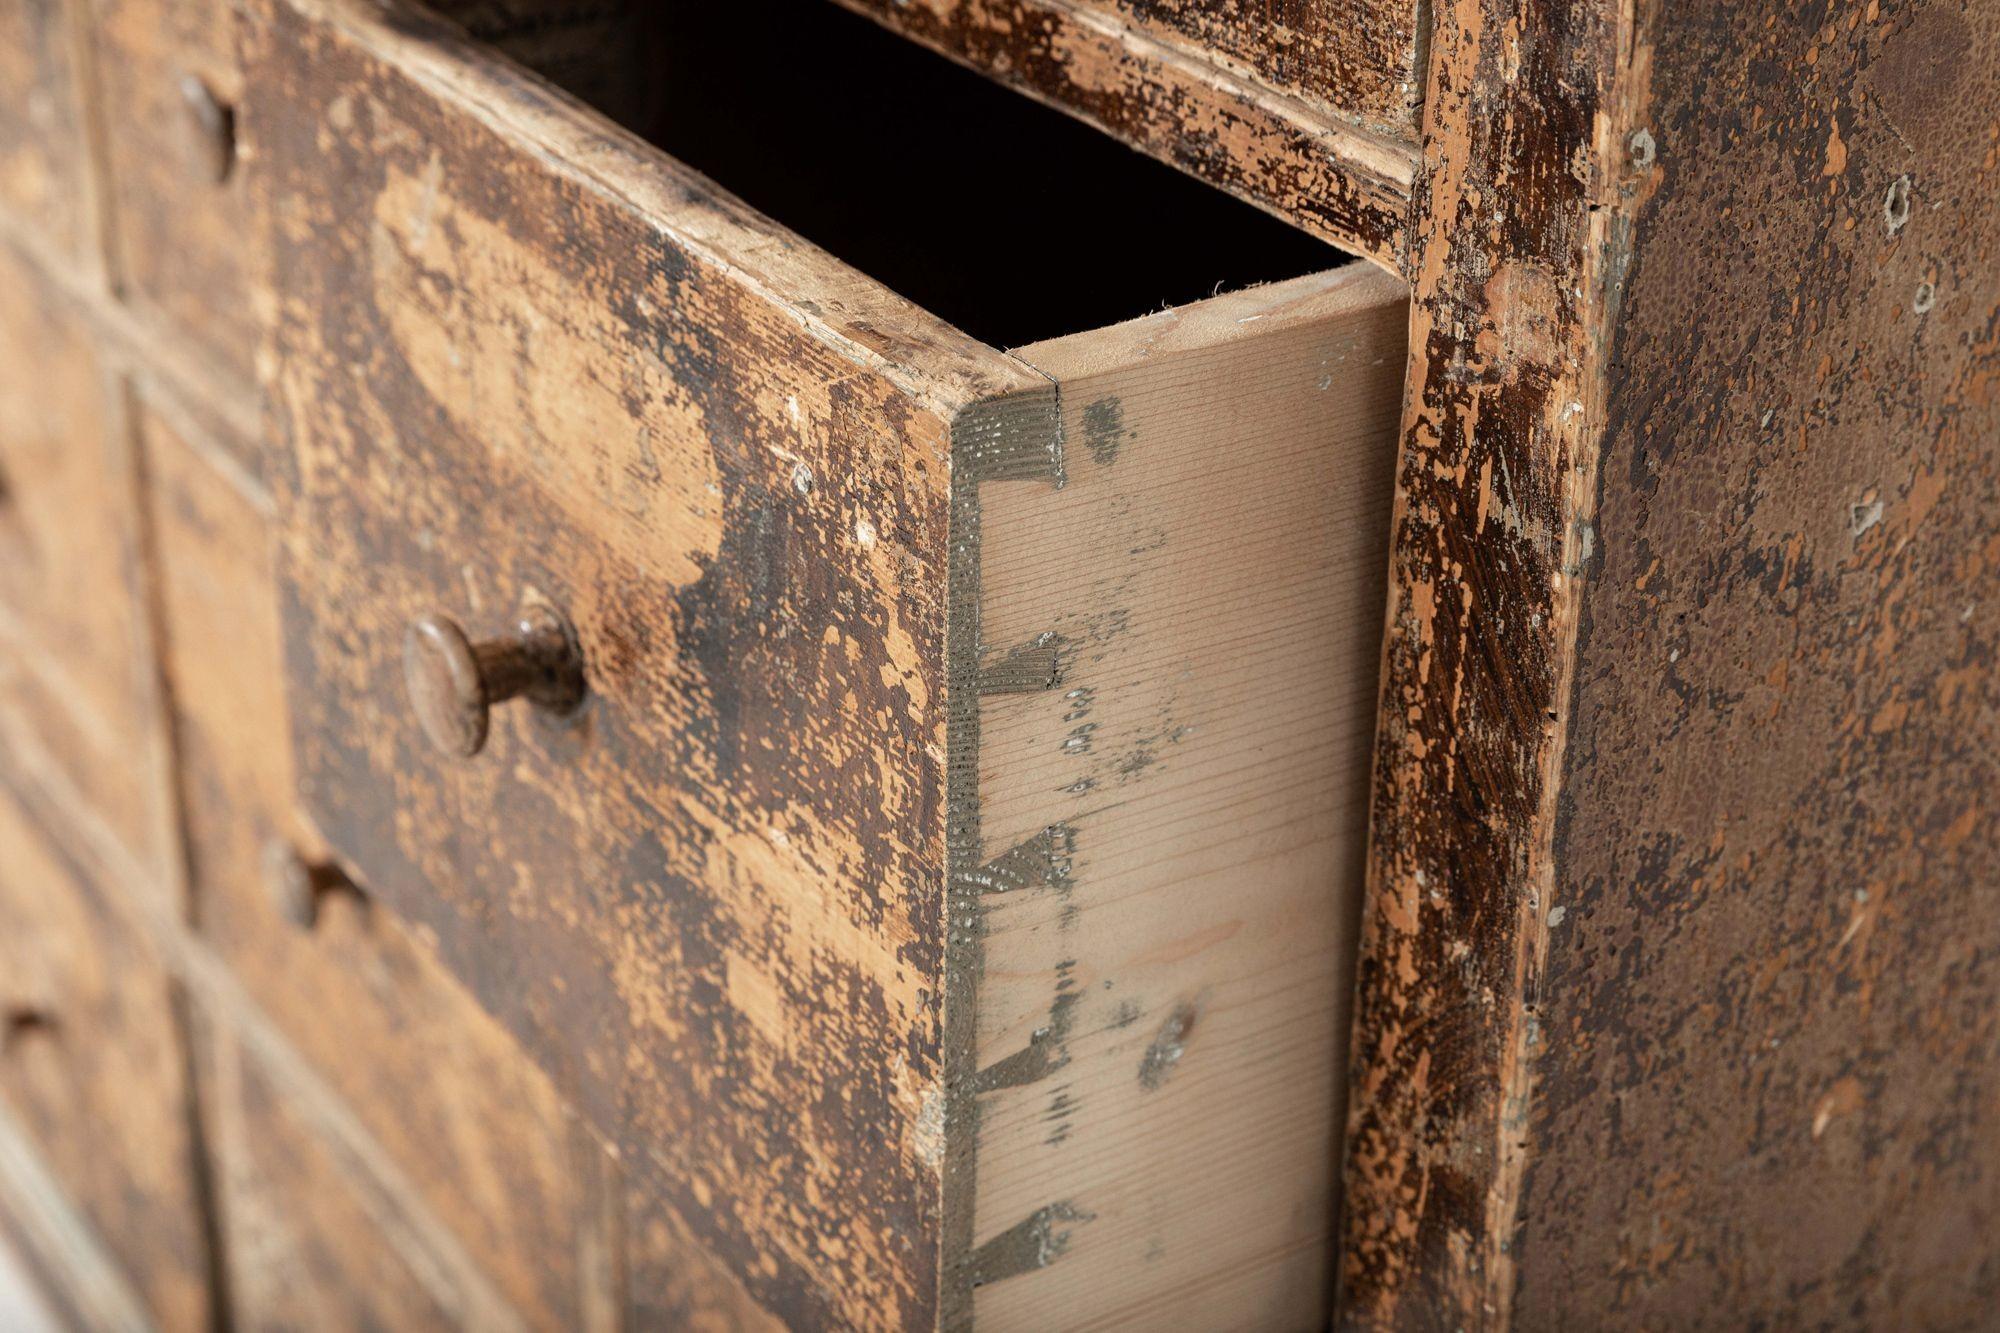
[178, 73, 236, 184]
[2, 1006, 57, 1055]
[261, 840, 360, 930]
[402, 605, 585, 758]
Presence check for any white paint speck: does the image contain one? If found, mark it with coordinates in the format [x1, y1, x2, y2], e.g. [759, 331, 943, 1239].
[1548, 906, 1568, 927]
[854, 518, 878, 547]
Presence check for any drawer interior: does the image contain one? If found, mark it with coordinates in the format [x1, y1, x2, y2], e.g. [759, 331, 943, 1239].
[513, 0, 1349, 348]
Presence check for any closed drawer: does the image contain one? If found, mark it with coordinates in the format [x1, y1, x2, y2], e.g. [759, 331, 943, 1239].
[83, 0, 656, 392]
[0, 0, 92, 263]
[195, 1016, 479, 1331]
[252, 0, 1406, 1325]
[0, 786, 212, 1331]
[0, 240, 170, 885]
[86, 0, 263, 385]
[141, 388, 619, 1331]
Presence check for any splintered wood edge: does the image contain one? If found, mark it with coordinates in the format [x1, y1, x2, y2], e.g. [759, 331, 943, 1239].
[271, 0, 1046, 418]
[1011, 263, 1411, 374]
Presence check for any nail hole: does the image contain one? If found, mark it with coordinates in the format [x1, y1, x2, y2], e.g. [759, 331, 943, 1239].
[1628, 128, 1656, 170]
[1883, 175, 1911, 236]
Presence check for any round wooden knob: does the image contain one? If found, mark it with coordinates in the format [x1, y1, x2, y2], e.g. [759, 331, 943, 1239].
[2, 1006, 57, 1055]
[261, 840, 360, 930]
[402, 606, 585, 758]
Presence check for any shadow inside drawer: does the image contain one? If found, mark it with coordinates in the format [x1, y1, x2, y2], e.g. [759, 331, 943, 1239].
[549, 0, 1351, 348]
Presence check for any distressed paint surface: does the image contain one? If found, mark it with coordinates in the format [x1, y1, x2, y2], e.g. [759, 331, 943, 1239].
[244, 2, 1045, 1324]
[1335, 0, 1639, 1321]
[834, 0, 1416, 269]
[88, 0, 264, 385]
[839, 0, 1421, 139]
[141, 388, 620, 1331]
[1517, 0, 2000, 1323]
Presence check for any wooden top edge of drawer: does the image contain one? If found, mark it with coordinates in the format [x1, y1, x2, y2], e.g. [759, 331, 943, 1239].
[257, 0, 1049, 418]
[829, 0, 1421, 268]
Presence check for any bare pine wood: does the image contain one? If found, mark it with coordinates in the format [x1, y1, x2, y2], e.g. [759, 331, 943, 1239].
[953, 267, 1406, 1327]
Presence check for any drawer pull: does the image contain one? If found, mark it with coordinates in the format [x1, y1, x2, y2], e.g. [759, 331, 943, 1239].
[261, 841, 363, 931]
[2, 1006, 57, 1055]
[178, 74, 237, 184]
[402, 606, 585, 758]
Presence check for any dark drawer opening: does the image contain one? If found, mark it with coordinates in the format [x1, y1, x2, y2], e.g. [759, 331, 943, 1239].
[476, 0, 1349, 349]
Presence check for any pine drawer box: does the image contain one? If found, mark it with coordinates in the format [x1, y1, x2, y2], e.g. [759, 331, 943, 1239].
[252, 0, 1406, 1325]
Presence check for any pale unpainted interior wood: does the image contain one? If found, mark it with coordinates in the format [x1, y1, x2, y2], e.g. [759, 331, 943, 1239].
[965, 264, 1407, 1328]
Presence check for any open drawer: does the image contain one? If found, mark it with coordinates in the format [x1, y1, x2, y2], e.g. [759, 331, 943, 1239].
[249, 0, 1406, 1326]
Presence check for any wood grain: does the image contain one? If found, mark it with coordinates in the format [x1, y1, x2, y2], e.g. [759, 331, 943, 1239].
[832, 0, 1416, 269]
[1334, 0, 1640, 1318]
[142, 385, 622, 1331]
[0, 783, 212, 1332]
[954, 267, 1407, 1328]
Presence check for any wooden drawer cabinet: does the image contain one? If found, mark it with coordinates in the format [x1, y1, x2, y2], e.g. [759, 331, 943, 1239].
[250, 0, 1403, 1325]
[0, 786, 211, 1332]
[4, 0, 1991, 1324]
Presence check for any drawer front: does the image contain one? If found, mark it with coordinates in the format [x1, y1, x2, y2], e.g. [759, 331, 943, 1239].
[88, 0, 264, 384]
[84, 0, 654, 389]
[0, 241, 169, 881]
[247, 5, 1036, 1323]
[196, 1018, 463, 1332]
[0, 787, 211, 1331]
[0, 0, 91, 261]
[142, 390, 617, 1331]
